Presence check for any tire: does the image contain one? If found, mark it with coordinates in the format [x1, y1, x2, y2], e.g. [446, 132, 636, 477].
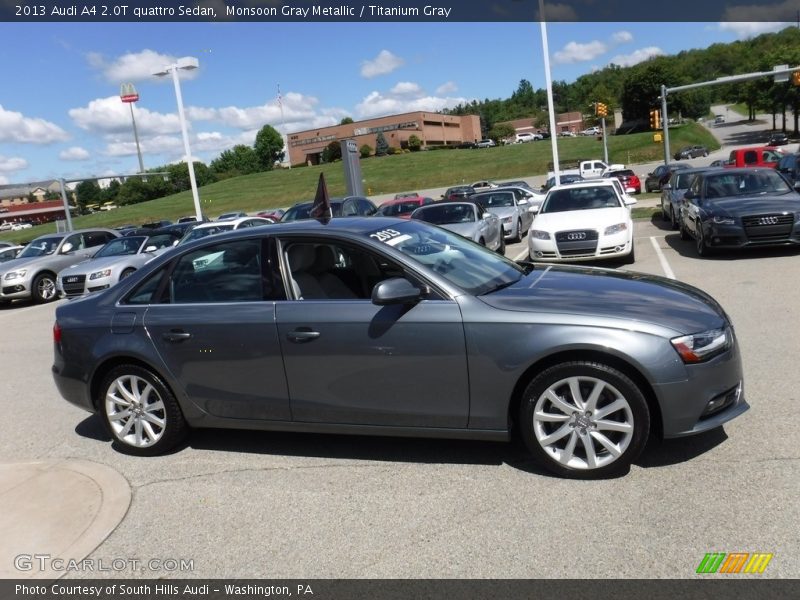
[99, 364, 188, 456]
[518, 361, 650, 479]
[497, 235, 506, 256]
[668, 206, 678, 230]
[695, 223, 712, 257]
[513, 219, 523, 243]
[661, 199, 669, 221]
[32, 273, 57, 304]
[120, 268, 136, 280]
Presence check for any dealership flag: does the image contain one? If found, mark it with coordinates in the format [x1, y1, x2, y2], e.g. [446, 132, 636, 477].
[310, 172, 332, 222]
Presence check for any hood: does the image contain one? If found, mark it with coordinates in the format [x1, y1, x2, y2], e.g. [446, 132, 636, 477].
[484, 206, 516, 218]
[705, 194, 800, 216]
[533, 207, 629, 231]
[0, 255, 49, 273]
[61, 255, 135, 276]
[481, 265, 727, 334]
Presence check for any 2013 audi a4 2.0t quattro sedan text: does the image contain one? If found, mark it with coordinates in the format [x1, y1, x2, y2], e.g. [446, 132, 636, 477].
[52, 218, 748, 479]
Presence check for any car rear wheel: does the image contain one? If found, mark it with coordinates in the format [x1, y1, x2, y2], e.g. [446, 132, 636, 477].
[519, 362, 650, 479]
[99, 365, 188, 456]
[32, 273, 57, 303]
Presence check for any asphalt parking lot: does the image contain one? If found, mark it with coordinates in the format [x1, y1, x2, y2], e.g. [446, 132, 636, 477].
[1, 217, 798, 579]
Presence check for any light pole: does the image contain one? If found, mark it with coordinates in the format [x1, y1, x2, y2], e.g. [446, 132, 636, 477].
[120, 83, 145, 174]
[153, 56, 202, 221]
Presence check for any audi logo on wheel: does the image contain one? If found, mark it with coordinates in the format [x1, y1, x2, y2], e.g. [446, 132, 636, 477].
[567, 232, 587, 241]
[757, 216, 779, 225]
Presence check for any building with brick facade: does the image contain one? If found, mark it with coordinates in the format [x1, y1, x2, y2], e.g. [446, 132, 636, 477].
[496, 112, 586, 139]
[287, 112, 482, 166]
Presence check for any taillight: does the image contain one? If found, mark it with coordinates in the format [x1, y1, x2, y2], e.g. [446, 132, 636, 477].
[53, 321, 62, 344]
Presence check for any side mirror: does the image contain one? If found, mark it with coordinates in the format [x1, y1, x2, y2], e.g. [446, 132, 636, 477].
[528, 206, 540, 214]
[144, 245, 157, 253]
[662, 183, 672, 190]
[482, 213, 492, 220]
[61, 242, 73, 254]
[793, 181, 800, 191]
[372, 277, 422, 306]
[518, 199, 529, 206]
[624, 197, 637, 206]
[683, 191, 696, 201]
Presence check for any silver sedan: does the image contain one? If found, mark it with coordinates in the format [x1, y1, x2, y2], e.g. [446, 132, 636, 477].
[410, 201, 504, 254]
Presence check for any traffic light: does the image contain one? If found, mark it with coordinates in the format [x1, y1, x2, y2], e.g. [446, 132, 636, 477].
[649, 109, 661, 130]
[793, 71, 800, 86]
[596, 102, 608, 117]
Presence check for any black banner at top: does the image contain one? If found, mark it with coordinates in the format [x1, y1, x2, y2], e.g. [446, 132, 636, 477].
[2, 0, 799, 22]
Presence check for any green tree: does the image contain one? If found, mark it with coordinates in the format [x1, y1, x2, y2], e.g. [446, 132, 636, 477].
[407, 134, 422, 151]
[210, 144, 260, 177]
[489, 123, 515, 142]
[74, 180, 101, 210]
[163, 161, 217, 193]
[359, 144, 372, 158]
[375, 131, 389, 156]
[321, 141, 342, 163]
[254, 124, 286, 171]
[340, 117, 354, 125]
[100, 179, 121, 204]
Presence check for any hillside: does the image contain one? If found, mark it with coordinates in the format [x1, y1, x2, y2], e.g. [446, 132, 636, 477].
[0, 123, 718, 243]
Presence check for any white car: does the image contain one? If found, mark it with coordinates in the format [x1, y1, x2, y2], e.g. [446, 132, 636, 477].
[515, 132, 541, 143]
[475, 139, 496, 148]
[470, 180, 499, 192]
[178, 216, 272, 245]
[528, 180, 636, 264]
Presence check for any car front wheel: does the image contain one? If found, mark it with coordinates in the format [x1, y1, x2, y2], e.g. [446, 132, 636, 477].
[519, 362, 650, 479]
[32, 273, 57, 303]
[99, 365, 188, 456]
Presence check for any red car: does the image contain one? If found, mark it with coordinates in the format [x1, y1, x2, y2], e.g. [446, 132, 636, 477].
[376, 196, 434, 219]
[605, 169, 641, 195]
[255, 208, 286, 223]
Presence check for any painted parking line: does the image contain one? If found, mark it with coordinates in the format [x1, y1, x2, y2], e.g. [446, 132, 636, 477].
[649, 236, 676, 279]
[513, 248, 529, 261]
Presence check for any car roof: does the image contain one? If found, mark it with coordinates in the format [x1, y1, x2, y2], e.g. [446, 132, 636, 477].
[549, 180, 618, 192]
[192, 216, 269, 229]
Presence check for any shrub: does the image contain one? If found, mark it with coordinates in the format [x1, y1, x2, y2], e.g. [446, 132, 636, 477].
[359, 144, 372, 158]
[407, 134, 422, 152]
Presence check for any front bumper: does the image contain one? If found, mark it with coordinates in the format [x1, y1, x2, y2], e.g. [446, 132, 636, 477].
[703, 221, 800, 249]
[528, 233, 632, 262]
[654, 339, 748, 438]
[0, 276, 32, 300]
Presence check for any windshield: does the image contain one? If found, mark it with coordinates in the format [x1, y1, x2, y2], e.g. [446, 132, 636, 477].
[413, 203, 476, 225]
[365, 220, 524, 296]
[17, 236, 62, 258]
[181, 224, 235, 244]
[281, 202, 343, 222]
[541, 186, 622, 213]
[704, 171, 793, 198]
[474, 193, 514, 208]
[95, 236, 145, 258]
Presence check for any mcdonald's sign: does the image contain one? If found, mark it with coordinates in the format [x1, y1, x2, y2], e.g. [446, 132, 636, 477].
[696, 552, 773, 574]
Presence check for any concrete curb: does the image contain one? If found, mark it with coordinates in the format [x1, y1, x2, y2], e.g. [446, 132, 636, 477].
[0, 459, 131, 580]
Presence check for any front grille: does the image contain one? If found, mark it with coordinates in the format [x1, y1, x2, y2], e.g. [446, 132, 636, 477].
[61, 274, 86, 297]
[556, 229, 598, 256]
[742, 213, 793, 241]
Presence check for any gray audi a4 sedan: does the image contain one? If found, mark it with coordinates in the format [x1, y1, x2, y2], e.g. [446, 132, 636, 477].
[52, 217, 748, 478]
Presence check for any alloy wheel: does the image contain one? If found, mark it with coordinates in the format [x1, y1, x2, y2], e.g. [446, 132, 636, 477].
[532, 375, 635, 471]
[105, 374, 167, 448]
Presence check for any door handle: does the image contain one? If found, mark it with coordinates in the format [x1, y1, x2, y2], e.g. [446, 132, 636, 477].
[162, 330, 192, 342]
[287, 329, 320, 343]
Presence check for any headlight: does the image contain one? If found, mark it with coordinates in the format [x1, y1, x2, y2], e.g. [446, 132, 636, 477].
[530, 230, 551, 240]
[4, 269, 26, 281]
[671, 327, 732, 363]
[501, 217, 513, 224]
[604, 223, 628, 235]
[90, 269, 112, 280]
[712, 215, 735, 225]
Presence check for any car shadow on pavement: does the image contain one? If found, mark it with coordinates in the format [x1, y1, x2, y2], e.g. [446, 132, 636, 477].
[75, 415, 111, 442]
[635, 427, 728, 469]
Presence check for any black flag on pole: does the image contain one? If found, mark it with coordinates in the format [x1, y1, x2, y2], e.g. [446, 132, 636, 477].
[310, 172, 332, 223]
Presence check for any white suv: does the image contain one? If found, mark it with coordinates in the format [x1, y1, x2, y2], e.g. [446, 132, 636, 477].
[515, 132, 541, 143]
